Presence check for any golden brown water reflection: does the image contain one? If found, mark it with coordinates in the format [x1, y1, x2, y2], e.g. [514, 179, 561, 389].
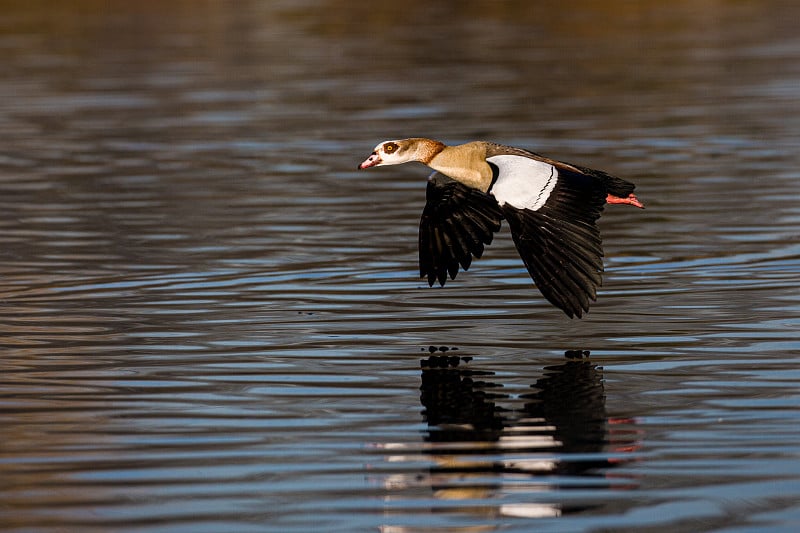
[2, 1, 800, 531]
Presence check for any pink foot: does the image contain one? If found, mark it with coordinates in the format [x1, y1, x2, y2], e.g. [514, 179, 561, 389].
[606, 193, 645, 209]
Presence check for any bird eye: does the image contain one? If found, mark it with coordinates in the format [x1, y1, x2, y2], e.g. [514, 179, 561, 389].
[384, 142, 398, 153]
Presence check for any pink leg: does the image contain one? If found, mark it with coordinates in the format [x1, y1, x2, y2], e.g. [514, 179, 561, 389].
[606, 193, 645, 209]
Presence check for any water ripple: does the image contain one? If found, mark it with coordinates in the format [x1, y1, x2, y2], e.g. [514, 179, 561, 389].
[2, 2, 800, 532]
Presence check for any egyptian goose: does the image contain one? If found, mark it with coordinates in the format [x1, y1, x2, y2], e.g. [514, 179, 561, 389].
[358, 138, 644, 318]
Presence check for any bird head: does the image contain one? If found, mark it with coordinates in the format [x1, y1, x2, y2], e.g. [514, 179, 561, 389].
[358, 140, 411, 169]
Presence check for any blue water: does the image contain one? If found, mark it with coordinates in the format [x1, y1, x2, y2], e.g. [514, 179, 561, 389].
[1, 2, 799, 532]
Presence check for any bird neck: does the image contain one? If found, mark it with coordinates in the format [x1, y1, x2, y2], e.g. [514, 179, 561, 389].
[426, 142, 494, 192]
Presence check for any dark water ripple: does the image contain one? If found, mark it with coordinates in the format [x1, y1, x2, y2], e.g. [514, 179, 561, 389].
[2, 2, 800, 532]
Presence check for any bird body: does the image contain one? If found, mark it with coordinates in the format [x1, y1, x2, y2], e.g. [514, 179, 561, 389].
[358, 138, 643, 318]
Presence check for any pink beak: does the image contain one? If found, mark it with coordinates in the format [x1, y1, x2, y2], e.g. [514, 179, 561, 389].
[358, 152, 381, 170]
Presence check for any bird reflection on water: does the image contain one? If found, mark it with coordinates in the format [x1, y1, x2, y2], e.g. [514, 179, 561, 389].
[376, 351, 641, 519]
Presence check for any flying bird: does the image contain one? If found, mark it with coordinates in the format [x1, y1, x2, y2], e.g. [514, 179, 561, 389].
[358, 138, 644, 318]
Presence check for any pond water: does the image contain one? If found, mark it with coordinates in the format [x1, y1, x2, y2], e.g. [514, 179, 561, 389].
[2, 1, 800, 531]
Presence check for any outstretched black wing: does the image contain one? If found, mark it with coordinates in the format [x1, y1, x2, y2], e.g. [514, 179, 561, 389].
[502, 167, 607, 318]
[419, 173, 504, 287]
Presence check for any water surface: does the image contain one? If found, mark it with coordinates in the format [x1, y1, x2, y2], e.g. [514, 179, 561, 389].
[2, 1, 800, 531]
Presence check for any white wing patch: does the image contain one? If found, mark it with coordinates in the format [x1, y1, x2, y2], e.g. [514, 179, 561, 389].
[487, 155, 558, 211]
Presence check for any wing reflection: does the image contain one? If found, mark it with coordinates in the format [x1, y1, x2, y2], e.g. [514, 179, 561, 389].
[376, 352, 641, 521]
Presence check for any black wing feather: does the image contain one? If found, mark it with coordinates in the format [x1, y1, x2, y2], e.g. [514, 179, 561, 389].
[501, 167, 607, 318]
[419, 173, 504, 287]
[575, 165, 637, 198]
